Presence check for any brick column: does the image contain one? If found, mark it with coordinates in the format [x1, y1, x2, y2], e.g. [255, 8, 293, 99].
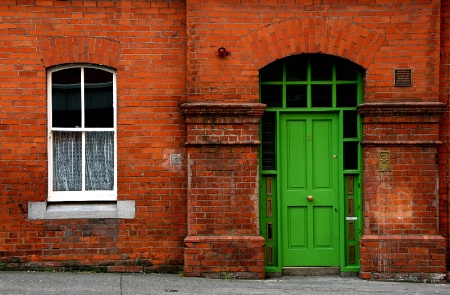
[180, 102, 266, 279]
[358, 102, 447, 282]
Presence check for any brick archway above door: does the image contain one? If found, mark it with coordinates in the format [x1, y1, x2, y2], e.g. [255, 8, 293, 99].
[241, 18, 386, 70]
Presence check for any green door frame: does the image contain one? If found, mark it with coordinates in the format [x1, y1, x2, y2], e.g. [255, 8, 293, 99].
[259, 54, 363, 274]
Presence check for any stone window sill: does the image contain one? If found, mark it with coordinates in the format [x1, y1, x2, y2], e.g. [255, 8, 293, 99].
[28, 201, 135, 220]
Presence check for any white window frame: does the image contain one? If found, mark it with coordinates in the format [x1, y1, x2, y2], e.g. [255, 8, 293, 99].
[47, 64, 117, 202]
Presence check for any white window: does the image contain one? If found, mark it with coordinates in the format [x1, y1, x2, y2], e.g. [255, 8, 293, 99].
[48, 65, 117, 202]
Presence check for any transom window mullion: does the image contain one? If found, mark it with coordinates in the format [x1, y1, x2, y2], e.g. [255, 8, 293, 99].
[307, 57, 311, 108]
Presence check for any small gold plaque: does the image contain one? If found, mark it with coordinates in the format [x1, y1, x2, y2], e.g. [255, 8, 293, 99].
[378, 151, 390, 172]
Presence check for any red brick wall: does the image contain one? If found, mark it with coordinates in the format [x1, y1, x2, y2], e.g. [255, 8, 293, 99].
[440, 1, 450, 272]
[181, 103, 265, 278]
[186, 0, 440, 103]
[0, 0, 448, 279]
[360, 235, 446, 282]
[358, 103, 446, 281]
[0, 0, 187, 272]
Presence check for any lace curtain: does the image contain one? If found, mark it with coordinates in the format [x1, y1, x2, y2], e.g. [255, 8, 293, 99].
[53, 131, 114, 191]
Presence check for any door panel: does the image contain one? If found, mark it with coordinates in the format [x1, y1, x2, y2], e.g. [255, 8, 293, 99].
[312, 120, 332, 188]
[287, 120, 306, 189]
[313, 206, 333, 247]
[288, 207, 307, 248]
[281, 113, 339, 266]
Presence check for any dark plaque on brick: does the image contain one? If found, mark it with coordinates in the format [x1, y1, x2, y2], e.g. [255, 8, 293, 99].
[394, 69, 412, 87]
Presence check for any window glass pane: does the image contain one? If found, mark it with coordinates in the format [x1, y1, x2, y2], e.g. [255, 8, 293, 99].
[311, 55, 332, 81]
[286, 85, 307, 107]
[343, 111, 358, 138]
[53, 131, 82, 191]
[336, 59, 358, 80]
[344, 142, 359, 170]
[261, 84, 282, 107]
[261, 112, 276, 171]
[85, 132, 115, 190]
[311, 85, 332, 107]
[336, 84, 357, 107]
[260, 62, 283, 82]
[52, 68, 81, 128]
[84, 68, 114, 128]
[286, 57, 307, 81]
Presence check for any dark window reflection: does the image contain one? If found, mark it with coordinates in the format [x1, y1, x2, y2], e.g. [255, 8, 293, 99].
[311, 55, 333, 81]
[286, 57, 307, 81]
[311, 85, 332, 107]
[286, 85, 307, 108]
[261, 85, 282, 107]
[261, 112, 276, 170]
[260, 62, 283, 82]
[336, 84, 357, 107]
[343, 111, 358, 138]
[344, 142, 359, 170]
[84, 68, 114, 128]
[52, 68, 81, 128]
[336, 59, 358, 80]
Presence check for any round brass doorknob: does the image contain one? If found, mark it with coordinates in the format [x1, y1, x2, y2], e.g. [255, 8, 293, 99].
[307, 195, 313, 202]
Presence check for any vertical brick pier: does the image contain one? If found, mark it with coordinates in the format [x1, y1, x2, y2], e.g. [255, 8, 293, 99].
[358, 102, 447, 282]
[181, 102, 266, 279]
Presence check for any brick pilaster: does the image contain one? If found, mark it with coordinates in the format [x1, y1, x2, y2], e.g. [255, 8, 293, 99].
[358, 102, 447, 282]
[181, 102, 266, 279]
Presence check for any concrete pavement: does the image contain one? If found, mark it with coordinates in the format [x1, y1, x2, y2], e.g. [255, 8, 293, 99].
[0, 271, 449, 295]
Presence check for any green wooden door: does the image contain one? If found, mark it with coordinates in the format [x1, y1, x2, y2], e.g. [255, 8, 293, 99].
[280, 113, 340, 266]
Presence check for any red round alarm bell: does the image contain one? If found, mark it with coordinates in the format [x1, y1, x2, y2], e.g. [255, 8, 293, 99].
[218, 47, 228, 57]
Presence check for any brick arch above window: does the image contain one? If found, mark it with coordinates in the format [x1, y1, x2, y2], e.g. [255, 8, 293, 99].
[38, 36, 123, 69]
[241, 18, 386, 70]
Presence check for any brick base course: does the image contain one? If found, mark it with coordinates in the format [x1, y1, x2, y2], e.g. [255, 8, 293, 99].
[184, 235, 265, 279]
[360, 234, 446, 283]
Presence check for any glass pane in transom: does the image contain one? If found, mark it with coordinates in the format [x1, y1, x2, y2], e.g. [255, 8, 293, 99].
[311, 85, 332, 107]
[260, 62, 283, 82]
[336, 59, 358, 81]
[261, 85, 282, 107]
[336, 84, 357, 107]
[286, 85, 307, 108]
[311, 55, 333, 81]
[286, 57, 307, 81]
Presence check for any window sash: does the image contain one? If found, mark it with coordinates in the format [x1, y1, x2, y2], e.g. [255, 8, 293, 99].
[48, 65, 117, 202]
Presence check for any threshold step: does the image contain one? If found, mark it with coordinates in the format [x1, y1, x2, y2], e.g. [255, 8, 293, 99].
[282, 267, 340, 276]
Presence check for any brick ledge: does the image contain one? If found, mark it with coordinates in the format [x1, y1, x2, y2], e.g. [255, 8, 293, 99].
[180, 102, 266, 118]
[184, 235, 265, 244]
[358, 102, 446, 117]
[360, 234, 445, 241]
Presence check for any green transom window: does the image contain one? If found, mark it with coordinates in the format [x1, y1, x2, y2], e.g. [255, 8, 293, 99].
[259, 54, 364, 171]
